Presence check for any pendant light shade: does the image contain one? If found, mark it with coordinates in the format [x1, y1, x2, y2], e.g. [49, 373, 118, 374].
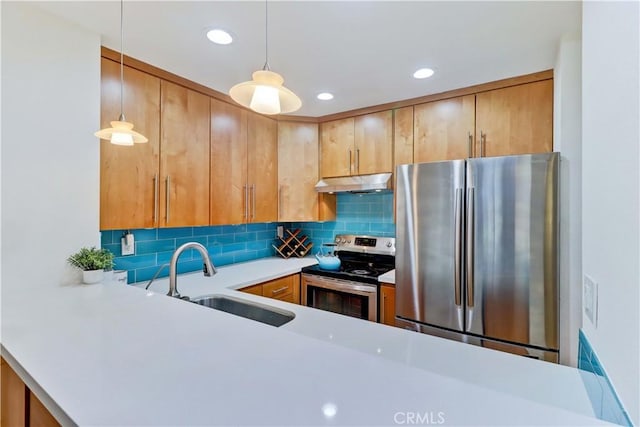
[95, 120, 148, 146]
[95, 0, 147, 144]
[229, 0, 301, 115]
[230, 70, 301, 115]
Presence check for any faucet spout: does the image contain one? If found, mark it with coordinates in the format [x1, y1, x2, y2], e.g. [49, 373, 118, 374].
[168, 242, 216, 298]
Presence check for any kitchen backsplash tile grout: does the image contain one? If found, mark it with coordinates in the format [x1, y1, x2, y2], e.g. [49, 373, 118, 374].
[101, 192, 395, 284]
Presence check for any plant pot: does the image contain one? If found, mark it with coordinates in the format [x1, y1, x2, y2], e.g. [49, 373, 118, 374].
[82, 269, 104, 284]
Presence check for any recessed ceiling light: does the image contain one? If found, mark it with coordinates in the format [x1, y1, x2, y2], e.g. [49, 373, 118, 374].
[413, 68, 435, 79]
[317, 92, 334, 100]
[207, 29, 233, 45]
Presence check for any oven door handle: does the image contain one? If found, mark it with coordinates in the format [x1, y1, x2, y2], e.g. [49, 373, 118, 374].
[302, 275, 377, 295]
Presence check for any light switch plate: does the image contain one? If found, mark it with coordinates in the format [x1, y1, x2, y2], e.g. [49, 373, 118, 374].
[583, 274, 598, 327]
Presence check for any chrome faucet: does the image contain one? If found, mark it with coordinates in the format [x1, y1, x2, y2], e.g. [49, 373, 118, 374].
[168, 242, 216, 298]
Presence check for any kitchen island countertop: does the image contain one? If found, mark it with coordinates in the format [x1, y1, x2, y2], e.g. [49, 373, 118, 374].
[1, 257, 607, 426]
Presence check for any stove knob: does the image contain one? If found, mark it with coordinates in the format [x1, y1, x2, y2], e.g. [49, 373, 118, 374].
[386, 242, 393, 248]
[335, 237, 341, 244]
[347, 239, 352, 244]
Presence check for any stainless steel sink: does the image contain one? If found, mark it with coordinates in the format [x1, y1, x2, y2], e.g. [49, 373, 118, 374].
[190, 294, 295, 327]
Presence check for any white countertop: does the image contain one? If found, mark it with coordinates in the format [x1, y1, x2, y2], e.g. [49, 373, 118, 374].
[1, 257, 608, 426]
[378, 269, 395, 284]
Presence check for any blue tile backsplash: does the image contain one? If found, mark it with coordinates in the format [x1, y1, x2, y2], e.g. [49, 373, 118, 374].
[290, 192, 396, 252]
[101, 222, 279, 284]
[100, 192, 396, 284]
[578, 330, 633, 426]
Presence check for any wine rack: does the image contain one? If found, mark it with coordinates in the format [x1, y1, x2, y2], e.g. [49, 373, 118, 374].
[272, 228, 313, 258]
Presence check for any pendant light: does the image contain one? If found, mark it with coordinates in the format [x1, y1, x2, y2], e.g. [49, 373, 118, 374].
[229, 0, 301, 115]
[95, 0, 147, 145]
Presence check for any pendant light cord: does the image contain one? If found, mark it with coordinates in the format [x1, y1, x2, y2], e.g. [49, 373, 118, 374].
[119, 0, 125, 121]
[263, 0, 270, 71]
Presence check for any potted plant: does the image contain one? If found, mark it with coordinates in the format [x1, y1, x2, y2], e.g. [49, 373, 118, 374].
[67, 247, 115, 284]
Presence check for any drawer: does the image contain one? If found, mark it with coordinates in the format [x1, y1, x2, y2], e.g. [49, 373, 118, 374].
[262, 274, 300, 304]
[240, 284, 263, 296]
[263, 277, 295, 300]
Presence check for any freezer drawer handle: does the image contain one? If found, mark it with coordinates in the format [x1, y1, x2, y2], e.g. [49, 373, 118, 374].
[466, 187, 475, 307]
[454, 188, 463, 307]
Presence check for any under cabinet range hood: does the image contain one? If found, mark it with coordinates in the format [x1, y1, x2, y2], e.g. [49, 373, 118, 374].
[314, 173, 392, 193]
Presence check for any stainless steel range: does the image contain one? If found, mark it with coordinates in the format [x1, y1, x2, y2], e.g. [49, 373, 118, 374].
[301, 235, 395, 321]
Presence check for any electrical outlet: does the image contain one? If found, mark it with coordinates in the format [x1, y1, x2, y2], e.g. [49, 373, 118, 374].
[583, 274, 598, 327]
[121, 232, 135, 256]
[277, 225, 284, 238]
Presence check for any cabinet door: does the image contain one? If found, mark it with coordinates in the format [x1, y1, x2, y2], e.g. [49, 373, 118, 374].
[320, 118, 354, 177]
[100, 58, 160, 230]
[29, 392, 60, 427]
[1, 358, 26, 427]
[394, 106, 414, 168]
[354, 110, 393, 174]
[414, 95, 475, 162]
[210, 99, 248, 225]
[247, 113, 278, 223]
[475, 80, 553, 157]
[159, 81, 210, 227]
[278, 122, 319, 221]
[379, 283, 396, 326]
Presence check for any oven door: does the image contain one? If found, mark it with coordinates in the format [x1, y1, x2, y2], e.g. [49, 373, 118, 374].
[301, 274, 377, 321]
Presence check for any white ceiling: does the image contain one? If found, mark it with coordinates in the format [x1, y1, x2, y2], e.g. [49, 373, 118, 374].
[34, 1, 581, 117]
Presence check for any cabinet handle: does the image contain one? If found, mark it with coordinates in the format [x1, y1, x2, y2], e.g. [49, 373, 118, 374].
[251, 184, 256, 220]
[153, 174, 159, 225]
[271, 286, 289, 295]
[467, 132, 473, 158]
[480, 131, 486, 157]
[278, 185, 282, 219]
[243, 185, 248, 220]
[348, 150, 352, 175]
[165, 176, 171, 224]
[356, 148, 360, 174]
[381, 293, 386, 323]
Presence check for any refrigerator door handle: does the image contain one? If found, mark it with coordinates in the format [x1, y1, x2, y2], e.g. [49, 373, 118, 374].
[466, 187, 475, 308]
[454, 188, 463, 307]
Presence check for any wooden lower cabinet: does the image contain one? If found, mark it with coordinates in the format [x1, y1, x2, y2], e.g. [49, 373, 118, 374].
[239, 274, 300, 304]
[1, 358, 59, 427]
[379, 283, 396, 326]
[28, 394, 59, 427]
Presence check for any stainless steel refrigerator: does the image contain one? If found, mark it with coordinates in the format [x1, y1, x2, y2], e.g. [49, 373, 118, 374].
[395, 153, 559, 362]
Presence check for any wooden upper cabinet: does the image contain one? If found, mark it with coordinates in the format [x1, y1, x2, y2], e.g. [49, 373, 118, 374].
[354, 110, 393, 175]
[278, 122, 320, 221]
[210, 99, 248, 225]
[320, 117, 354, 178]
[247, 112, 278, 223]
[475, 79, 553, 157]
[393, 106, 414, 168]
[100, 58, 160, 230]
[414, 95, 475, 163]
[159, 81, 210, 227]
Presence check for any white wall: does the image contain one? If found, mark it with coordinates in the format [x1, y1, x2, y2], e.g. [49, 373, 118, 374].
[582, 1, 640, 424]
[1, 2, 101, 290]
[554, 35, 582, 367]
